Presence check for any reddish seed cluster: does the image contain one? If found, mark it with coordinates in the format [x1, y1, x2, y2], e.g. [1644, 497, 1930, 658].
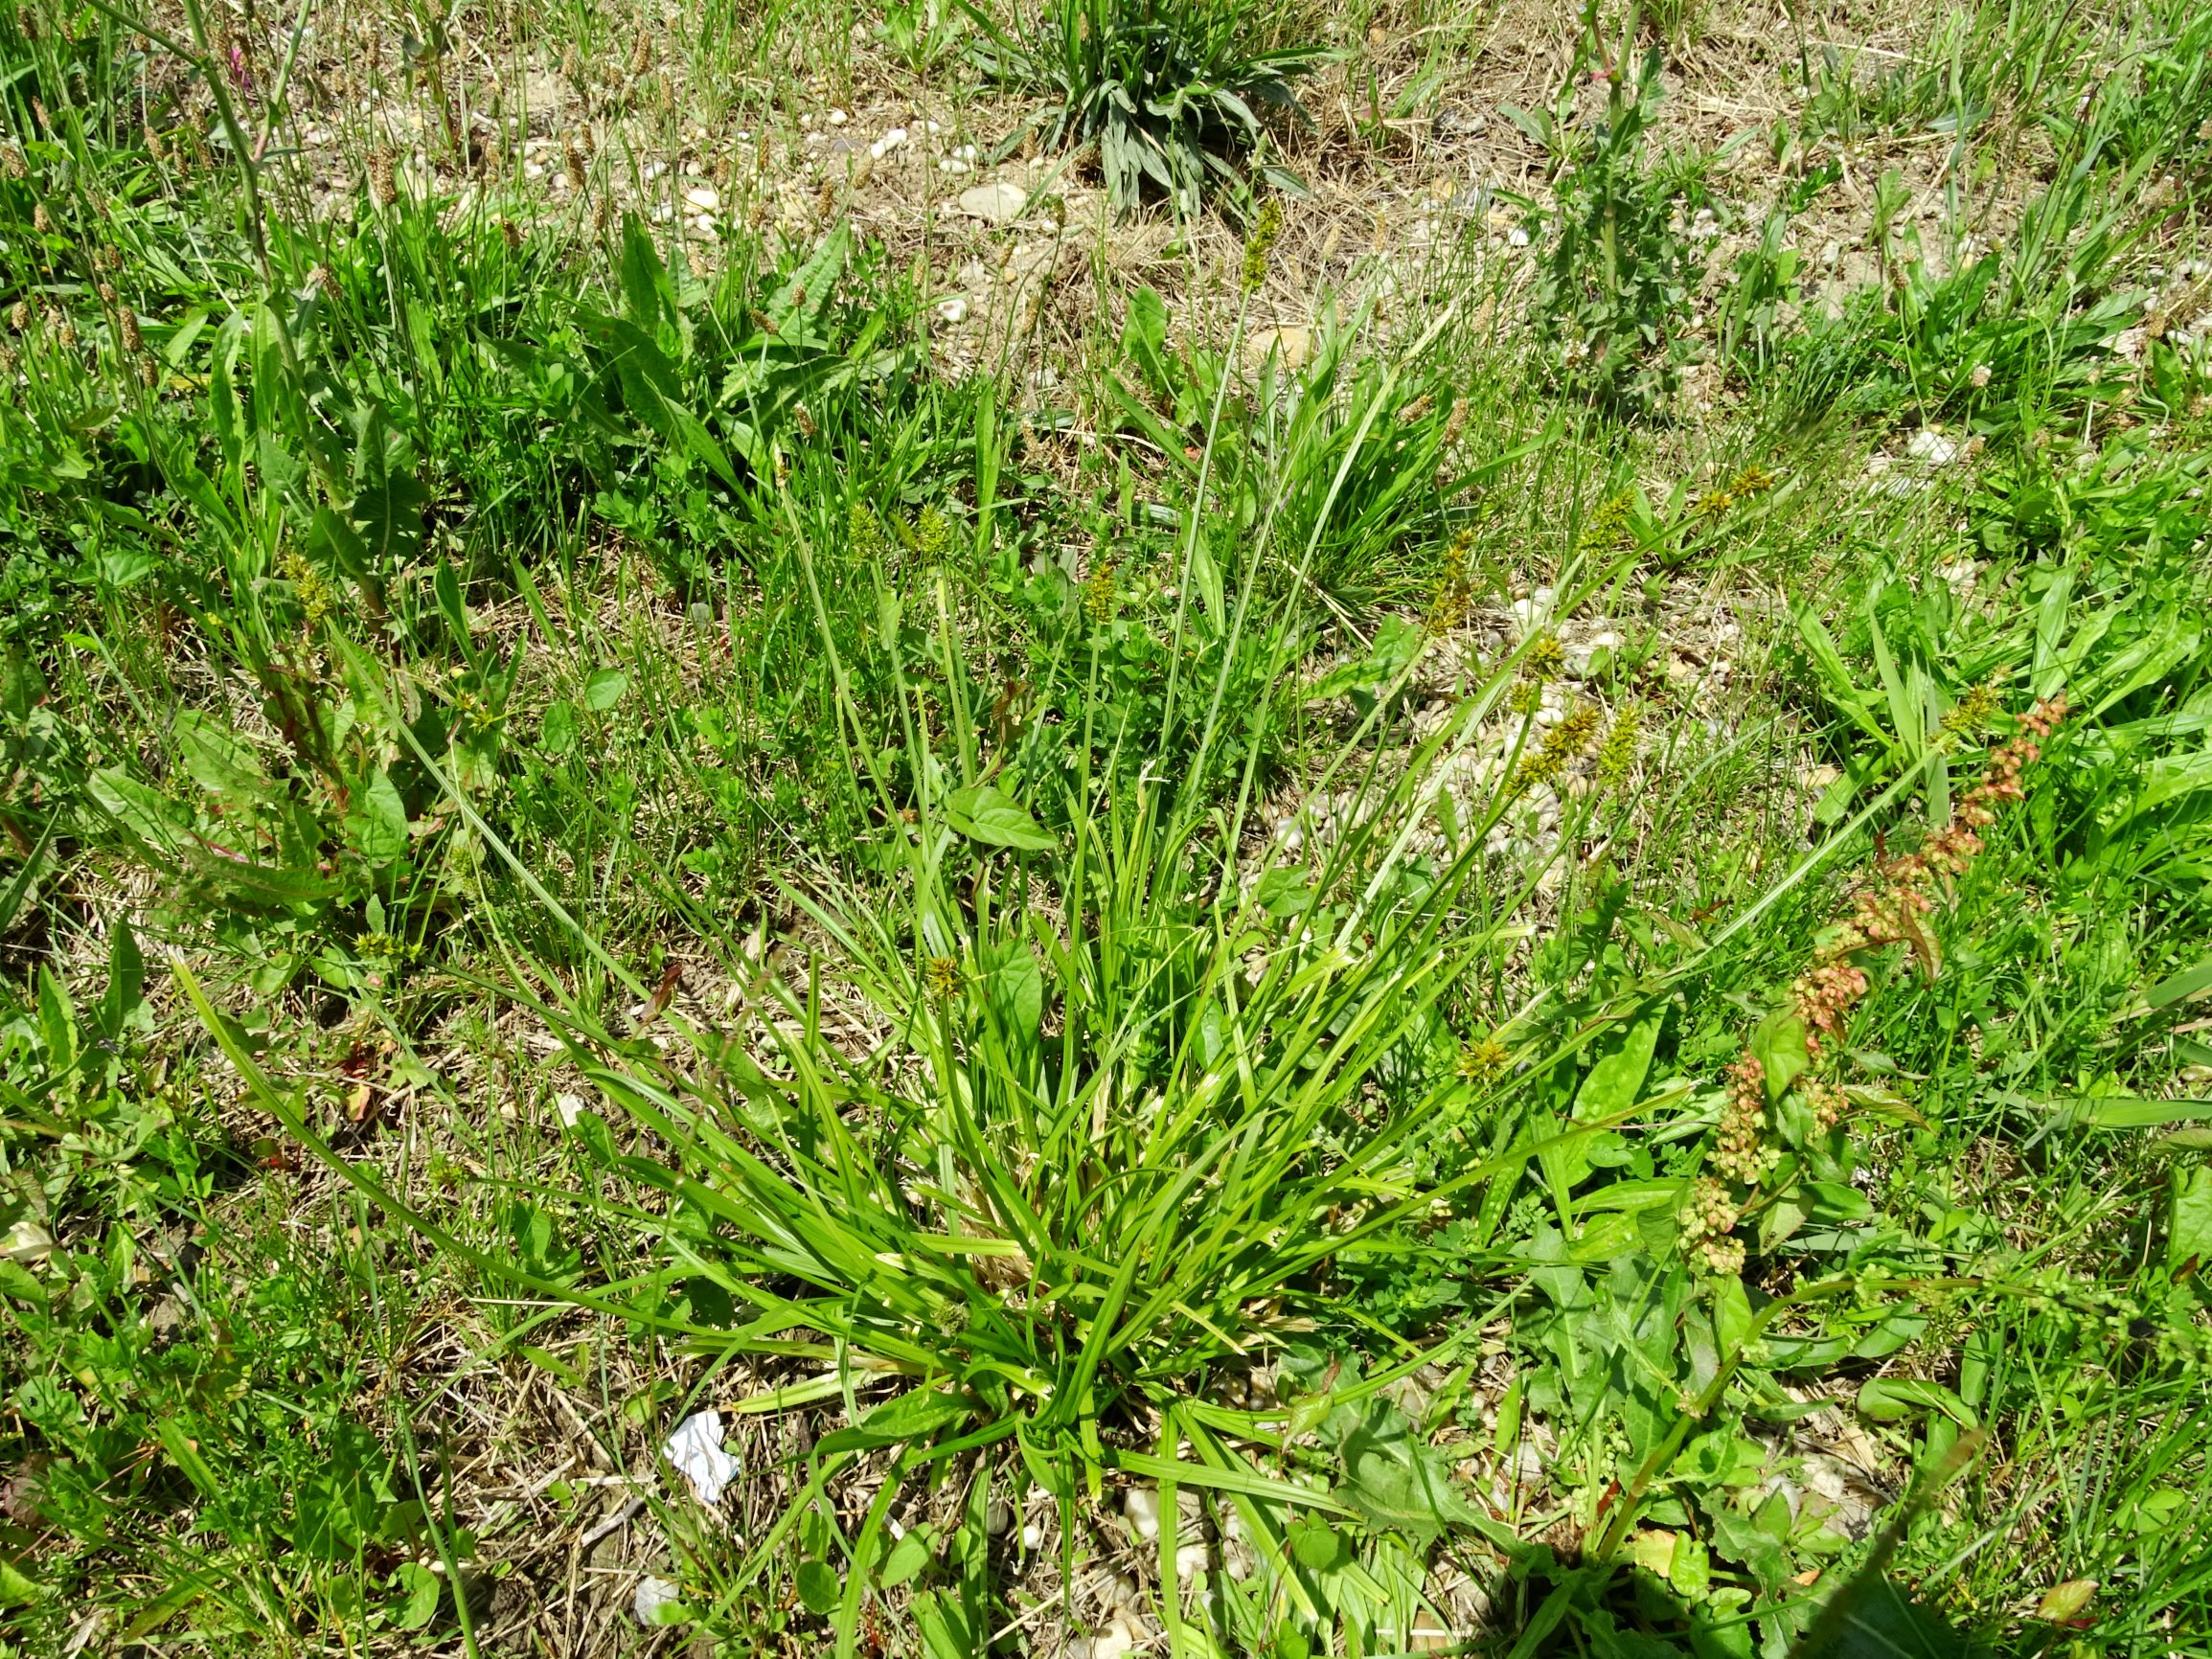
[1801, 694, 2070, 1010]
[1713, 1054, 1781, 1184]
[1793, 960, 1869, 1055]
[1678, 1177, 1745, 1276]
[1689, 696, 2069, 1274]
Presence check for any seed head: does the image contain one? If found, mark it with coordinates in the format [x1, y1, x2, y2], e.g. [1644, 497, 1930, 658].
[848, 503, 892, 564]
[1424, 568, 1477, 638]
[560, 43, 582, 84]
[1712, 1053, 1780, 1184]
[368, 146, 397, 206]
[1939, 677, 2000, 739]
[1678, 1176, 1744, 1274]
[1441, 396, 1469, 447]
[1521, 634, 1564, 683]
[563, 137, 588, 193]
[915, 503, 954, 565]
[0, 142, 23, 180]
[57, 313, 77, 349]
[1456, 1035, 1511, 1082]
[1595, 700, 1640, 789]
[1510, 701, 1602, 795]
[923, 955, 962, 1001]
[1083, 555, 1118, 625]
[1241, 198, 1283, 295]
[277, 544, 333, 631]
[1576, 489, 1635, 552]
[118, 306, 142, 352]
[136, 352, 159, 389]
[629, 33, 654, 76]
[32, 201, 55, 236]
[7, 301, 28, 332]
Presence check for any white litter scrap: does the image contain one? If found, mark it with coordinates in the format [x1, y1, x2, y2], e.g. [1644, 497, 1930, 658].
[633, 1575, 685, 1626]
[661, 1410, 740, 1507]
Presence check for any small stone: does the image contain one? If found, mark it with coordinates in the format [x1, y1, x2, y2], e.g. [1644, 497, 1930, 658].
[1243, 325, 1311, 373]
[956, 179, 1029, 224]
[1123, 1486, 1160, 1541]
[1905, 428, 1960, 466]
[683, 185, 719, 212]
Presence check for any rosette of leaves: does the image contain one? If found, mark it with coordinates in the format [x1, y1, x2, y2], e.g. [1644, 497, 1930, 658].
[964, 0, 1321, 213]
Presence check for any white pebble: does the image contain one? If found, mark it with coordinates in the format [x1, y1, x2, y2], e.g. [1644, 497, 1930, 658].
[1124, 1487, 1160, 1541]
[827, 108, 848, 125]
[684, 185, 719, 211]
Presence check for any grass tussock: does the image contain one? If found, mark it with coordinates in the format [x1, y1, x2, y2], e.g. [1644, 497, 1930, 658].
[2, 0, 2211, 1653]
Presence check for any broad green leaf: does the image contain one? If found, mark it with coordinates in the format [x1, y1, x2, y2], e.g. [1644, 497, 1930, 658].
[795, 1560, 840, 1616]
[981, 940, 1044, 1044]
[1856, 1376, 1973, 1426]
[1288, 1517, 1349, 1571]
[174, 712, 276, 803]
[0, 1557, 42, 1606]
[2042, 1094, 2212, 1130]
[2168, 1167, 2212, 1280]
[942, 785, 1054, 852]
[394, 1562, 442, 1630]
[816, 1386, 971, 1455]
[583, 669, 629, 712]
[1124, 288, 1173, 398]
[345, 768, 409, 863]
[1750, 1008, 1809, 1103]
[1330, 1398, 1485, 1548]
[1574, 1011, 1661, 1119]
[1311, 616, 1422, 701]
[89, 767, 187, 854]
[878, 1529, 934, 1589]
[539, 700, 579, 755]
